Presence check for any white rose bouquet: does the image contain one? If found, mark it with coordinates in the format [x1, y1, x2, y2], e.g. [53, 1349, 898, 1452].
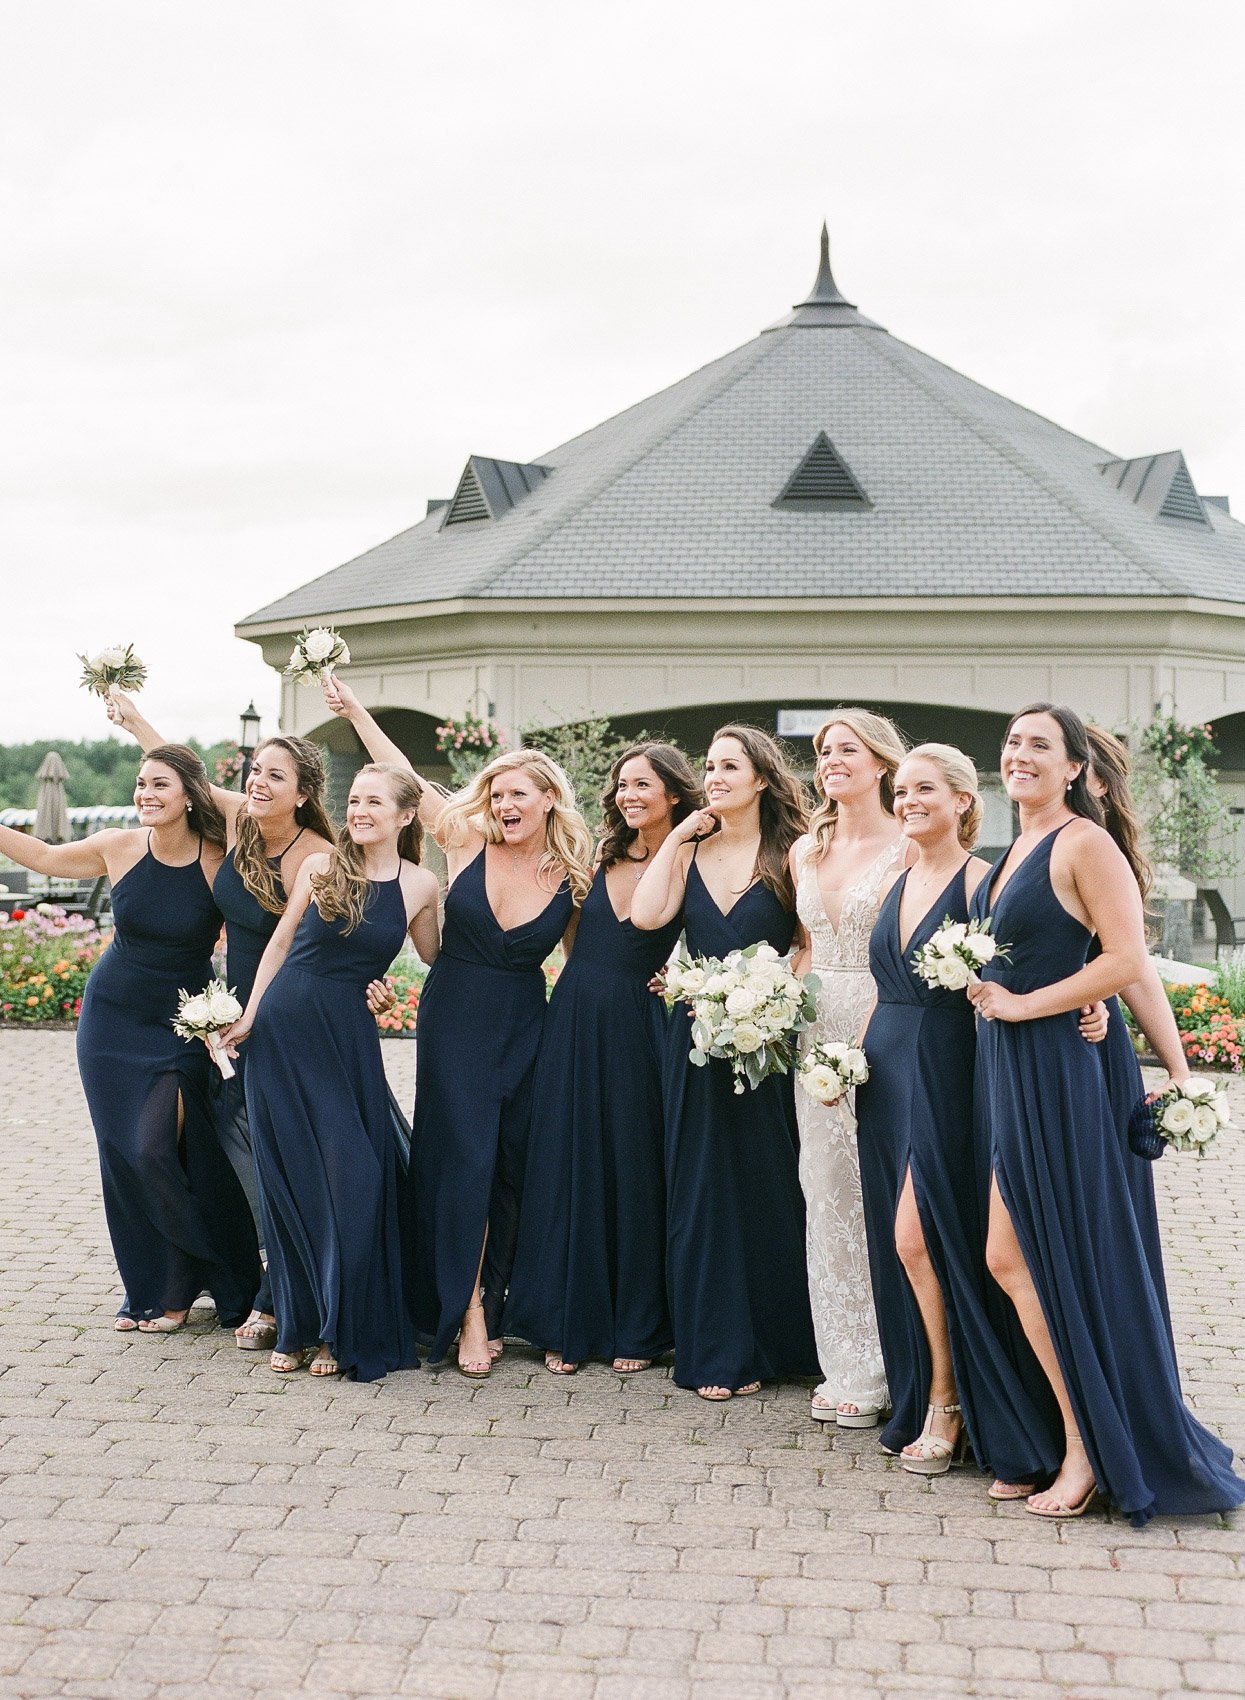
[798, 1041, 869, 1107]
[285, 625, 351, 684]
[172, 980, 244, 1079]
[1136, 1076, 1231, 1157]
[78, 642, 148, 698]
[663, 942, 820, 1095]
[911, 915, 1010, 992]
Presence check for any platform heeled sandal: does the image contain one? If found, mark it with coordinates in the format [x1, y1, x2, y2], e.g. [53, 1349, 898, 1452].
[900, 1400, 966, 1476]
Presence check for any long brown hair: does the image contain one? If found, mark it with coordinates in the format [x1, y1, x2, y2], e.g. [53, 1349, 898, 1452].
[233, 735, 337, 916]
[144, 745, 227, 850]
[1086, 724, 1152, 899]
[311, 764, 424, 934]
[598, 742, 703, 870]
[709, 724, 809, 911]
[806, 708, 908, 864]
[1004, 703, 1103, 827]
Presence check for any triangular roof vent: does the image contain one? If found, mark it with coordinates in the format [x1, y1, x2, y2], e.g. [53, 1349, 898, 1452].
[441, 456, 553, 527]
[774, 432, 872, 510]
[1098, 451, 1209, 528]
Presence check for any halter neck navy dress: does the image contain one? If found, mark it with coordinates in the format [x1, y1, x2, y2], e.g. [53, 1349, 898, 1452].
[856, 867, 1058, 1483]
[972, 824, 1244, 1523]
[76, 838, 260, 1325]
[213, 845, 414, 1323]
[504, 868, 681, 1365]
[663, 858, 818, 1391]
[405, 849, 573, 1360]
[244, 877, 416, 1381]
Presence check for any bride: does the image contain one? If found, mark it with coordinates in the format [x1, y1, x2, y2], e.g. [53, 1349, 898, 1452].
[789, 709, 911, 1426]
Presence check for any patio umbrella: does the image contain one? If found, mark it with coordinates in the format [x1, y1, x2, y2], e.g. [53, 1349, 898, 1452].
[33, 751, 71, 844]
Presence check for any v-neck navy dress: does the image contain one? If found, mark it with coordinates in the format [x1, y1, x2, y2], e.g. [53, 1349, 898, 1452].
[77, 838, 260, 1325]
[504, 868, 681, 1364]
[972, 824, 1244, 1523]
[245, 876, 417, 1381]
[662, 858, 818, 1392]
[855, 867, 1059, 1483]
[405, 849, 573, 1360]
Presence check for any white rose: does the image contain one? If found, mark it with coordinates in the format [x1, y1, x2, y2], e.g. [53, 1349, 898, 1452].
[801, 1064, 838, 1101]
[336, 640, 351, 665]
[97, 644, 128, 668]
[180, 994, 211, 1028]
[206, 988, 242, 1026]
[1182, 1078, 1216, 1104]
[731, 1021, 764, 1054]
[680, 966, 706, 994]
[936, 957, 971, 990]
[965, 932, 997, 964]
[725, 987, 759, 1017]
[1191, 1104, 1219, 1143]
[821, 1041, 847, 1063]
[768, 998, 799, 1028]
[843, 1048, 869, 1083]
[940, 923, 968, 948]
[1215, 1094, 1231, 1127]
[753, 944, 780, 962]
[703, 973, 732, 997]
[303, 628, 336, 662]
[1161, 1098, 1195, 1136]
[289, 645, 305, 670]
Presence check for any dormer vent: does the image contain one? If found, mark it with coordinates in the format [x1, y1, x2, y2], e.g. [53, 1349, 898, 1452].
[441, 456, 553, 527]
[774, 432, 872, 510]
[1098, 451, 1209, 528]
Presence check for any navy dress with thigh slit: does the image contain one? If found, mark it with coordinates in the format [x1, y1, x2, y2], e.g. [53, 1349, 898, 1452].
[504, 869, 681, 1365]
[76, 837, 260, 1325]
[244, 876, 416, 1381]
[405, 850, 573, 1361]
[971, 825, 1244, 1523]
[855, 867, 1058, 1483]
[662, 858, 818, 1392]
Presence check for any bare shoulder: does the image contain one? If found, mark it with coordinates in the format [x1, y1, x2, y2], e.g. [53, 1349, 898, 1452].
[284, 831, 334, 875]
[964, 854, 992, 900]
[297, 851, 333, 883]
[1052, 816, 1117, 867]
[401, 862, 440, 905]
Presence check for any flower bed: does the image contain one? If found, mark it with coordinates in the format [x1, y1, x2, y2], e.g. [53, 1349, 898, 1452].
[1164, 983, 1244, 1073]
[376, 958, 425, 1035]
[0, 906, 109, 1024]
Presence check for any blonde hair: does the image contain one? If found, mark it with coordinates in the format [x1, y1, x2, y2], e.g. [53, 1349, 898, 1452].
[311, 764, 424, 934]
[806, 709, 908, 863]
[902, 743, 983, 849]
[436, 748, 594, 905]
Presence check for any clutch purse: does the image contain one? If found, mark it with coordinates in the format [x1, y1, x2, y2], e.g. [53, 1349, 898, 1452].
[1127, 1092, 1166, 1162]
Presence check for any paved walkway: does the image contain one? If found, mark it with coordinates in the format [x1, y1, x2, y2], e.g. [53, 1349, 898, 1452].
[0, 1032, 1241, 1700]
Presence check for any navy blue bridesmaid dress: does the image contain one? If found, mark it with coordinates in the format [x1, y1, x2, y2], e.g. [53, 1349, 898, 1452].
[1087, 941, 1173, 1342]
[76, 837, 260, 1325]
[214, 846, 413, 1323]
[405, 850, 573, 1360]
[504, 871, 681, 1365]
[855, 868, 1059, 1484]
[972, 825, 1245, 1523]
[244, 876, 416, 1381]
[663, 858, 818, 1391]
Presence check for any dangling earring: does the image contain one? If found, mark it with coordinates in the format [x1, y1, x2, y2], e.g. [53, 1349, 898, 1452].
[187, 801, 193, 813]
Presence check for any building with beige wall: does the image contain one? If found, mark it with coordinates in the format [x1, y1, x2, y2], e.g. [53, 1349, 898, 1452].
[237, 229, 1245, 920]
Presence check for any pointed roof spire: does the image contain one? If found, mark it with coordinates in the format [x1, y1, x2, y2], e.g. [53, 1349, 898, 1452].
[798, 223, 855, 309]
[763, 223, 885, 333]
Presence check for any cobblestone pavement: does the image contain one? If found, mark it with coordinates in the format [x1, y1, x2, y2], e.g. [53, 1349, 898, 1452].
[0, 1033, 1241, 1700]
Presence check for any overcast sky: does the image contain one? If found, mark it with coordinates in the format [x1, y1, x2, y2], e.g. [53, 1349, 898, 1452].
[2, 0, 1242, 745]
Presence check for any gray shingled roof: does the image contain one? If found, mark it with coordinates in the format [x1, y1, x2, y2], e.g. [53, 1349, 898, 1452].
[240, 233, 1245, 626]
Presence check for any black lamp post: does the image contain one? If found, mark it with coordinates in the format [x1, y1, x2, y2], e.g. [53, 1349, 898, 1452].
[238, 701, 261, 789]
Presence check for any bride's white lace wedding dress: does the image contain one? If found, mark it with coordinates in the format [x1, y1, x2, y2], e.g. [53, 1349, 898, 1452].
[795, 832, 905, 1417]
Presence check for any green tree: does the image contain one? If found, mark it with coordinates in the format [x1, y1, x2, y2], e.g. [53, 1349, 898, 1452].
[1130, 710, 1236, 884]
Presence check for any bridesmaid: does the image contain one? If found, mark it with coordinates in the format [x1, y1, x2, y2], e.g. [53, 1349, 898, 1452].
[633, 724, 818, 1400]
[1084, 723, 1190, 1331]
[854, 744, 1060, 1494]
[0, 746, 260, 1332]
[787, 709, 910, 1427]
[320, 677, 593, 1375]
[969, 702, 1245, 1521]
[224, 763, 439, 1380]
[504, 743, 703, 1375]
[105, 691, 340, 1349]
